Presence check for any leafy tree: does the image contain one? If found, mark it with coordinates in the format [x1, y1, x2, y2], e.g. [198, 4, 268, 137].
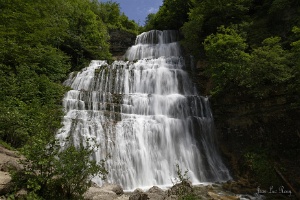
[90, 0, 139, 34]
[241, 37, 293, 98]
[181, 0, 252, 57]
[248, 0, 300, 46]
[144, 0, 192, 31]
[56, 0, 111, 70]
[203, 26, 250, 95]
[289, 26, 300, 104]
[204, 26, 293, 98]
[143, 13, 156, 30]
[13, 136, 107, 199]
[0, 0, 114, 148]
[92, 0, 121, 27]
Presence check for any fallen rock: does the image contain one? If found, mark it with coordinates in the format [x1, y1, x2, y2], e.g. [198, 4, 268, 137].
[0, 171, 12, 195]
[0, 146, 22, 172]
[147, 192, 165, 200]
[147, 186, 166, 200]
[1, 160, 22, 172]
[129, 189, 148, 200]
[148, 186, 165, 195]
[15, 189, 27, 199]
[84, 183, 125, 200]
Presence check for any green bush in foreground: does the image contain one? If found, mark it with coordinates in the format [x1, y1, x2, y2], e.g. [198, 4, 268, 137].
[12, 136, 107, 200]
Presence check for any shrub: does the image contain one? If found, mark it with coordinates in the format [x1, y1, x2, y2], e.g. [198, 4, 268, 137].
[12, 136, 107, 199]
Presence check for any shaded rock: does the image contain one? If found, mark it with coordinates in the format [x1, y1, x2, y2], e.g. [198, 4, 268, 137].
[0, 146, 19, 158]
[129, 189, 148, 200]
[129, 193, 148, 200]
[164, 195, 178, 200]
[0, 171, 12, 195]
[1, 160, 22, 172]
[148, 186, 165, 195]
[15, 189, 27, 199]
[0, 146, 22, 173]
[147, 193, 165, 200]
[146, 186, 166, 200]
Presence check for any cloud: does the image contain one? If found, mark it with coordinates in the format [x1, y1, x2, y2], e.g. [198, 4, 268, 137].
[148, 7, 158, 14]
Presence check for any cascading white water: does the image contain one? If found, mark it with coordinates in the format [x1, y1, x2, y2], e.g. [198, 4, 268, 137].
[57, 30, 231, 190]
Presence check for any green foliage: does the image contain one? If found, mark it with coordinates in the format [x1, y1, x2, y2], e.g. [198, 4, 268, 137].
[0, 1, 140, 199]
[173, 164, 190, 184]
[0, 0, 140, 148]
[203, 26, 250, 95]
[13, 137, 107, 199]
[144, 0, 192, 31]
[248, 0, 300, 45]
[290, 26, 300, 104]
[181, 0, 252, 57]
[243, 152, 281, 187]
[203, 26, 293, 98]
[172, 164, 198, 200]
[240, 37, 293, 98]
[143, 13, 156, 31]
[90, 0, 139, 34]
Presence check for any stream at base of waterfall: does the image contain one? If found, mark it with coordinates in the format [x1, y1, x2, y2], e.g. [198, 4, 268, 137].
[56, 30, 231, 190]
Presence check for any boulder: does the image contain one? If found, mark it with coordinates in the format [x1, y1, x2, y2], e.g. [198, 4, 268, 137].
[0, 171, 12, 195]
[15, 189, 27, 199]
[129, 189, 148, 200]
[1, 160, 22, 172]
[84, 183, 124, 200]
[147, 186, 166, 200]
[148, 186, 165, 195]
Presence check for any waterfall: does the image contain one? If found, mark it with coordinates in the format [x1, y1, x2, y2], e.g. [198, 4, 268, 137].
[57, 30, 231, 190]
